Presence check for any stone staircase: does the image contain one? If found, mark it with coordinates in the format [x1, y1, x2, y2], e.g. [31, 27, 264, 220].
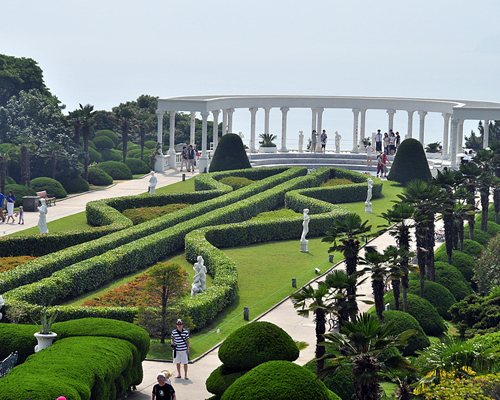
[248, 151, 394, 175]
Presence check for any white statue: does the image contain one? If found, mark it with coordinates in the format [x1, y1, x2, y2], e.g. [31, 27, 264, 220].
[335, 131, 341, 153]
[149, 172, 157, 195]
[371, 132, 377, 148]
[300, 209, 310, 252]
[0, 295, 4, 321]
[365, 178, 373, 214]
[38, 199, 49, 234]
[191, 256, 207, 296]
[298, 131, 304, 153]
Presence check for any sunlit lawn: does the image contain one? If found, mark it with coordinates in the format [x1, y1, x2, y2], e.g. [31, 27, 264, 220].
[8, 211, 92, 236]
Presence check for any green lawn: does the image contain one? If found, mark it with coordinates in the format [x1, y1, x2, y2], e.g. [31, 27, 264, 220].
[8, 211, 92, 236]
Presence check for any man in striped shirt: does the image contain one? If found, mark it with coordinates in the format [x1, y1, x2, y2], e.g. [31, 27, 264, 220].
[171, 319, 190, 380]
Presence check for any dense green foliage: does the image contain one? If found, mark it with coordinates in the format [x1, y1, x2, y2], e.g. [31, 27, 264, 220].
[3, 183, 36, 207]
[209, 133, 251, 172]
[30, 176, 67, 198]
[59, 177, 90, 194]
[387, 138, 431, 184]
[97, 161, 133, 180]
[206, 365, 246, 397]
[407, 280, 456, 319]
[88, 147, 103, 163]
[219, 176, 254, 190]
[381, 310, 430, 356]
[122, 204, 189, 225]
[98, 148, 122, 162]
[125, 158, 150, 174]
[88, 167, 113, 186]
[92, 135, 115, 149]
[303, 360, 354, 400]
[434, 250, 475, 285]
[461, 239, 485, 258]
[95, 129, 119, 146]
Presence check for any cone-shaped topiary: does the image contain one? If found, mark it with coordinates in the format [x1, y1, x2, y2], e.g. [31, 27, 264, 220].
[209, 133, 251, 173]
[221, 361, 340, 400]
[218, 321, 299, 372]
[388, 138, 431, 184]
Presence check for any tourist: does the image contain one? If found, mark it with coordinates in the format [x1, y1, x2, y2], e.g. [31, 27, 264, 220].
[0, 191, 5, 223]
[152, 372, 176, 400]
[383, 132, 390, 154]
[389, 132, 396, 155]
[17, 206, 24, 225]
[187, 145, 196, 173]
[366, 142, 373, 167]
[6, 191, 15, 224]
[311, 130, 318, 153]
[320, 130, 327, 153]
[171, 319, 190, 380]
[376, 153, 384, 178]
[381, 150, 390, 178]
[180, 146, 189, 172]
[395, 131, 401, 151]
[375, 129, 382, 152]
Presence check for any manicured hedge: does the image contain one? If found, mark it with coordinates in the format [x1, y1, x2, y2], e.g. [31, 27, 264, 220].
[88, 147, 103, 163]
[434, 250, 475, 285]
[59, 177, 90, 194]
[97, 161, 133, 180]
[382, 310, 430, 356]
[206, 365, 246, 397]
[407, 280, 456, 320]
[30, 177, 67, 199]
[98, 148, 122, 162]
[92, 135, 115, 149]
[303, 361, 354, 400]
[125, 158, 150, 174]
[462, 239, 485, 258]
[95, 129, 119, 146]
[88, 167, 113, 186]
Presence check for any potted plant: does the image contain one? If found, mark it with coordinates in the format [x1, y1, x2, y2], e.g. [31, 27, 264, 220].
[31, 308, 58, 352]
[425, 141, 441, 159]
[258, 133, 278, 153]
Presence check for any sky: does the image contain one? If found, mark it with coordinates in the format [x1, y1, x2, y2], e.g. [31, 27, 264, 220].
[2, 0, 500, 149]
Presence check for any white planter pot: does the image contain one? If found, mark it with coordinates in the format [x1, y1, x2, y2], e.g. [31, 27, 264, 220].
[425, 152, 441, 159]
[259, 146, 278, 153]
[34, 332, 57, 352]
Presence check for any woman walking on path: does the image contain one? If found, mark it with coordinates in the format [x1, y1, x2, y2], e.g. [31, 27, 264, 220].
[6, 191, 15, 224]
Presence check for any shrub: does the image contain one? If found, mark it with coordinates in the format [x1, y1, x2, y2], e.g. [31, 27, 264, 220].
[145, 140, 157, 149]
[88, 140, 96, 149]
[98, 148, 122, 162]
[407, 280, 456, 320]
[209, 134, 251, 173]
[125, 158, 150, 175]
[3, 184, 36, 207]
[434, 250, 475, 285]
[462, 239, 485, 258]
[206, 365, 246, 397]
[382, 310, 430, 356]
[88, 147, 103, 163]
[97, 161, 133, 180]
[384, 292, 446, 336]
[219, 176, 254, 190]
[88, 167, 113, 186]
[95, 129, 119, 146]
[117, 141, 139, 151]
[303, 360, 353, 400]
[487, 221, 500, 237]
[59, 177, 90, 194]
[472, 227, 492, 246]
[249, 209, 301, 221]
[387, 138, 431, 184]
[449, 293, 500, 337]
[30, 177, 67, 199]
[126, 148, 143, 159]
[320, 178, 354, 187]
[6, 176, 15, 184]
[123, 204, 189, 225]
[218, 321, 299, 372]
[220, 361, 340, 400]
[92, 135, 115, 149]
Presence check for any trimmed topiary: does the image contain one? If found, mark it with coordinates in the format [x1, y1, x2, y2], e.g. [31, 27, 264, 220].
[462, 239, 484, 258]
[88, 140, 96, 149]
[221, 361, 340, 400]
[304, 360, 354, 400]
[88, 167, 113, 186]
[144, 140, 157, 149]
[6, 176, 15, 184]
[92, 135, 115, 149]
[471, 228, 492, 246]
[125, 158, 150, 175]
[218, 321, 299, 372]
[99, 148, 122, 162]
[384, 292, 446, 336]
[59, 177, 90, 194]
[219, 176, 254, 190]
[3, 184, 36, 208]
[382, 310, 430, 356]
[97, 161, 133, 180]
[407, 280, 456, 320]
[126, 148, 142, 159]
[95, 129, 119, 146]
[434, 250, 475, 285]
[30, 177, 67, 199]
[486, 221, 500, 237]
[117, 141, 139, 151]
[88, 147, 103, 163]
[209, 134, 251, 173]
[206, 365, 246, 397]
[387, 138, 431, 184]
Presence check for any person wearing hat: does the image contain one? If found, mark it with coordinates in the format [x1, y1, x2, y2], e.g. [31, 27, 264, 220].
[152, 372, 176, 400]
[171, 319, 190, 380]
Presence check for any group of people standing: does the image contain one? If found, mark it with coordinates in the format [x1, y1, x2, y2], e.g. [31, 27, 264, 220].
[375, 129, 401, 155]
[0, 190, 23, 224]
[180, 145, 199, 173]
[311, 130, 328, 153]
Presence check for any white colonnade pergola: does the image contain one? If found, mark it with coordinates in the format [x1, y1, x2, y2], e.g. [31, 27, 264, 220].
[155, 95, 500, 173]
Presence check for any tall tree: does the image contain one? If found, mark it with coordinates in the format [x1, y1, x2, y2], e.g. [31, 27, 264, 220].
[0, 146, 10, 194]
[114, 107, 134, 164]
[80, 103, 95, 181]
[460, 162, 482, 240]
[474, 148, 494, 232]
[359, 247, 388, 322]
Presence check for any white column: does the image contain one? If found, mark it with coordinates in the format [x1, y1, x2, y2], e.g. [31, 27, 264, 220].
[190, 112, 196, 146]
[458, 120, 464, 151]
[450, 118, 459, 169]
[156, 110, 165, 154]
[484, 120, 490, 149]
[311, 108, 317, 134]
[352, 108, 359, 153]
[199, 112, 210, 173]
[168, 111, 177, 170]
[387, 109, 396, 134]
[280, 107, 289, 152]
[418, 111, 427, 145]
[212, 110, 220, 152]
[407, 110, 414, 138]
[316, 107, 324, 140]
[360, 109, 367, 141]
[222, 109, 228, 135]
[227, 108, 235, 133]
[264, 107, 271, 134]
[249, 107, 258, 152]
[442, 113, 451, 155]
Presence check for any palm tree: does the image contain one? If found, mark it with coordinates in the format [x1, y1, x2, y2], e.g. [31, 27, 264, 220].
[489, 141, 500, 223]
[384, 245, 414, 313]
[291, 281, 336, 376]
[67, 108, 82, 146]
[38, 142, 66, 179]
[320, 313, 417, 400]
[80, 104, 95, 181]
[0, 149, 9, 195]
[359, 247, 388, 322]
[474, 148, 494, 232]
[115, 107, 135, 163]
[323, 214, 372, 321]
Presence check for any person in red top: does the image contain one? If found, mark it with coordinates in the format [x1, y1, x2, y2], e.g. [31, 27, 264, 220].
[381, 151, 390, 178]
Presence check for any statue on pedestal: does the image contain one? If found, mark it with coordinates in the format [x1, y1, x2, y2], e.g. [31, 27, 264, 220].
[365, 178, 373, 214]
[191, 256, 207, 296]
[38, 198, 49, 234]
[298, 131, 304, 153]
[149, 172, 157, 195]
[300, 209, 310, 252]
[335, 132, 341, 153]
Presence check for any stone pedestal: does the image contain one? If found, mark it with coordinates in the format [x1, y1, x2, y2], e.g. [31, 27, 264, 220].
[22, 196, 40, 212]
[365, 201, 372, 214]
[300, 240, 308, 252]
[154, 154, 166, 173]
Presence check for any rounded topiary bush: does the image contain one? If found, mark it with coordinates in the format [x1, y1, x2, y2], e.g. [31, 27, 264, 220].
[387, 138, 431, 184]
[3, 184, 36, 207]
[6, 176, 15, 184]
[382, 310, 430, 356]
[209, 134, 251, 173]
[30, 177, 67, 199]
[218, 321, 299, 372]
[97, 161, 132, 180]
[126, 148, 143, 159]
[95, 129, 119, 146]
[98, 149, 122, 162]
[88, 147, 103, 163]
[117, 141, 139, 151]
[410, 261, 473, 301]
[471, 228, 492, 246]
[221, 361, 340, 400]
[462, 239, 484, 258]
[88, 140, 96, 149]
[304, 360, 353, 400]
[125, 158, 150, 175]
[59, 177, 90, 194]
[384, 292, 445, 336]
[88, 167, 113, 186]
[407, 280, 456, 320]
[486, 221, 500, 237]
[92, 135, 115, 149]
[144, 140, 157, 149]
[434, 250, 475, 285]
[206, 365, 246, 397]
